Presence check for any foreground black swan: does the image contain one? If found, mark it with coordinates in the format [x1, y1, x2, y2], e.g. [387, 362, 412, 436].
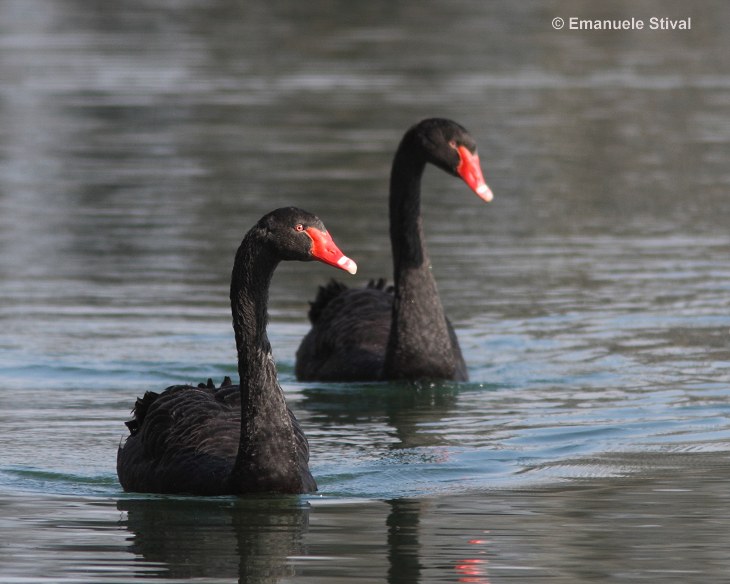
[295, 119, 492, 382]
[117, 207, 357, 495]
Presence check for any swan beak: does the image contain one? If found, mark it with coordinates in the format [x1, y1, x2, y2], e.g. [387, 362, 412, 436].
[456, 145, 493, 203]
[305, 227, 358, 275]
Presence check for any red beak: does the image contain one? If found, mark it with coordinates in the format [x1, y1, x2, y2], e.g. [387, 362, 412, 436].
[456, 145, 493, 202]
[305, 227, 357, 274]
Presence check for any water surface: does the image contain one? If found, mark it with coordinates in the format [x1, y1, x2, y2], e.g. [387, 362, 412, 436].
[1, 0, 730, 582]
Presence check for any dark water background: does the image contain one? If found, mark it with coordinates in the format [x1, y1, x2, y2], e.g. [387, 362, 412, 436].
[1, 0, 730, 582]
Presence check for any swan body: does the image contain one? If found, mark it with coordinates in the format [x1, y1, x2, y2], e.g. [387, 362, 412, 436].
[117, 207, 356, 495]
[295, 119, 491, 382]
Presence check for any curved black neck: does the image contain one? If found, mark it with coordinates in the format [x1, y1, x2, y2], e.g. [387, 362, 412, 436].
[384, 135, 460, 380]
[230, 233, 278, 390]
[228, 233, 300, 491]
[388, 141, 429, 277]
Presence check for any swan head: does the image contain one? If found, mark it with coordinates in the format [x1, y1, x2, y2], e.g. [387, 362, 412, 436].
[303, 226, 358, 275]
[411, 118, 493, 203]
[258, 207, 357, 275]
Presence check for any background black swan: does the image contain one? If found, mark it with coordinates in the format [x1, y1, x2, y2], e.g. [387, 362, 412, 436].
[295, 119, 491, 382]
[117, 207, 357, 495]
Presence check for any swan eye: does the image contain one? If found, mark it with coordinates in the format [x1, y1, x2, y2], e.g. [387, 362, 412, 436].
[448, 140, 457, 150]
[294, 224, 304, 232]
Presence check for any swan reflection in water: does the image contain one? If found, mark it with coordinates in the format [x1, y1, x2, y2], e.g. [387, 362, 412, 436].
[117, 496, 310, 582]
[118, 496, 487, 584]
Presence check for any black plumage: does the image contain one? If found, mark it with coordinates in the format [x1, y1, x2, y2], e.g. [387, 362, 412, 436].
[295, 119, 492, 382]
[117, 207, 355, 495]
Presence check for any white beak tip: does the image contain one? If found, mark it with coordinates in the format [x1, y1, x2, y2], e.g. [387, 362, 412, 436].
[476, 183, 494, 202]
[337, 256, 358, 275]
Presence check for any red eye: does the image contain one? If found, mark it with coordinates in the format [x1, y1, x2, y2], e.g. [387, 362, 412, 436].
[295, 224, 304, 232]
[448, 140, 457, 149]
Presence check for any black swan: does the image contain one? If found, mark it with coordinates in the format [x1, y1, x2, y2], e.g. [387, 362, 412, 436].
[295, 118, 491, 382]
[117, 207, 357, 495]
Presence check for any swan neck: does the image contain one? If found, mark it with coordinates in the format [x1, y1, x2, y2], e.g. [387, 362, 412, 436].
[230, 233, 277, 381]
[384, 133, 459, 380]
[229, 234, 299, 491]
[389, 141, 429, 279]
